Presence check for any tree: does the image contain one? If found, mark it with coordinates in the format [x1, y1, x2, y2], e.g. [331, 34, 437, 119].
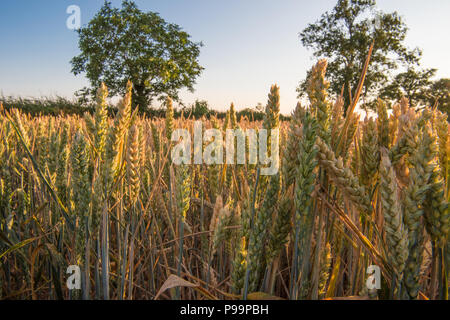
[71, 1, 203, 112]
[191, 99, 210, 118]
[425, 78, 450, 117]
[298, 0, 421, 112]
[380, 67, 436, 107]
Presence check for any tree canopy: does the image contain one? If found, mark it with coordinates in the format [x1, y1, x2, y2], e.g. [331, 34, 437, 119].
[298, 0, 421, 112]
[71, 1, 204, 112]
[380, 67, 436, 107]
[426, 78, 450, 116]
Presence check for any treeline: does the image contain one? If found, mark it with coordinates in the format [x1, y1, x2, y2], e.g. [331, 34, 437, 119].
[0, 96, 290, 121]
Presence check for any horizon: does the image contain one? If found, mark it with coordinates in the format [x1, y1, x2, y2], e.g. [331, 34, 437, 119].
[1, 0, 449, 115]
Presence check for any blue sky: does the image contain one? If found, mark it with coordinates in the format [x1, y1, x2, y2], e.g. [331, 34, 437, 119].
[0, 0, 449, 114]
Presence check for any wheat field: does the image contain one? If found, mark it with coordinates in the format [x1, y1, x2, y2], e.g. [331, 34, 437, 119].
[0, 59, 448, 300]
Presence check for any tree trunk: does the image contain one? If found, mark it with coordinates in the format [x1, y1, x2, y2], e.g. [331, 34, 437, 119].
[133, 84, 149, 114]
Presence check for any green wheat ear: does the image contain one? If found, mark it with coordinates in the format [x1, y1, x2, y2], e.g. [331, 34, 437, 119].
[94, 82, 109, 157]
[307, 59, 331, 144]
[377, 99, 390, 149]
[165, 96, 174, 142]
[403, 124, 436, 299]
[70, 131, 90, 266]
[360, 117, 379, 190]
[246, 84, 281, 292]
[127, 124, 141, 208]
[380, 149, 408, 298]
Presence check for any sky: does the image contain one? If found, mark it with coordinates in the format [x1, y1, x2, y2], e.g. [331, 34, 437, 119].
[0, 0, 449, 115]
